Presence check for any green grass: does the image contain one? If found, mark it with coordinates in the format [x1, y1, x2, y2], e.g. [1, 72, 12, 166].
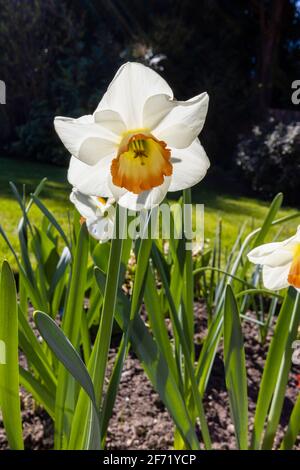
[192, 186, 299, 248]
[0, 157, 72, 268]
[0, 157, 298, 269]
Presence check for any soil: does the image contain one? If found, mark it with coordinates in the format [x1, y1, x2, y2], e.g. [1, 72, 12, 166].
[1, 303, 299, 450]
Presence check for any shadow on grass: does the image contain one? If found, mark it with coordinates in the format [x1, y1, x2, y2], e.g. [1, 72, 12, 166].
[0, 156, 70, 201]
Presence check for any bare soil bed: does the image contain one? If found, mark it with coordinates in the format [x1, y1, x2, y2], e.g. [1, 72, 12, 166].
[1, 303, 299, 450]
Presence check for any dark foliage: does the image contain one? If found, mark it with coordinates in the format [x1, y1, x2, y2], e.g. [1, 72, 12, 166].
[0, 0, 121, 164]
[236, 116, 300, 205]
[0, 0, 299, 176]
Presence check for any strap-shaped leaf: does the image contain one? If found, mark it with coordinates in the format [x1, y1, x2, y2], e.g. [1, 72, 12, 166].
[34, 311, 101, 449]
[280, 393, 300, 449]
[55, 222, 89, 448]
[0, 261, 24, 449]
[224, 285, 248, 449]
[251, 287, 300, 449]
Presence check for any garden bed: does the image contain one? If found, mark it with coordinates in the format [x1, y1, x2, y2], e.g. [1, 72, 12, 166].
[0, 303, 299, 450]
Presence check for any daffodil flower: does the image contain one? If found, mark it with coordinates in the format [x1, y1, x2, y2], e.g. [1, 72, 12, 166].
[70, 189, 115, 242]
[247, 226, 300, 291]
[54, 62, 210, 211]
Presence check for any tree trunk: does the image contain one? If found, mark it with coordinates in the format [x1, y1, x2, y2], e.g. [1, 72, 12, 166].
[252, 0, 286, 113]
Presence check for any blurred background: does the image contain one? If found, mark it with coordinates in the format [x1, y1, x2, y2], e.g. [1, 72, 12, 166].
[0, 0, 300, 262]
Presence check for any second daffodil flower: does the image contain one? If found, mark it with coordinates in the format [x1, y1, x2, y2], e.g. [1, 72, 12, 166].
[54, 62, 210, 211]
[247, 226, 300, 291]
[70, 189, 115, 242]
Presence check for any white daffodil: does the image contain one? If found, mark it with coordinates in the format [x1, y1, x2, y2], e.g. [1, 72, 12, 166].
[247, 226, 300, 291]
[70, 189, 115, 242]
[54, 62, 210, 211]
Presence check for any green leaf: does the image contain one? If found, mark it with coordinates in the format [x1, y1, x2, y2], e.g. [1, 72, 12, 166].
[280, 393, 300, 449]
[0, 225, 46, 309]
[69, 206, 126, 450]
[224, 285, 248, 450]
[251, 287, 300, 449]
[196, 193, 285, 398]
[144, 264, 178, 382]
[182, 188, 194, 358]
[18, 306, 57, 395]
[19, 367, 55, 419]
[31, 194, 71, 251]
[99, 334, 129, 444]
[100, 270, 200, 450]
[261, 291, 300, 449]
[0, 261, 24, 449]
[54, 222, 89, 449]
[34, 311, 100, 449]
[152, 244, 211, 449]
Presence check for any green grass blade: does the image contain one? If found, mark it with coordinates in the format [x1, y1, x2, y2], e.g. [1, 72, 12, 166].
[182, 188, 195, 358]
[99, 333, 129, 445]
[152, 244, 211, 449]
[196, 193, 285, 397]
[96, 233, 157, 444]
[34, 311, 100, 449]
[49, 246, 71, 299]
[280, 394, 300, 449]
[144, 264, 178, 382]
[261, 291, 300, 449]
[236, 289, 283, 300]
[68, 206, 125, 449]
[224, 285, 248, 449]
[193, 266, 255, 288]
[19, 367, 55, 419]
[18, 311, 57, 395]
[0, 261, 24, 449]
[93, 268, 200, 449]
[251, 287, 299, 449]
[0, 225, 45, 309]
[54, 222, 89, 448]
[240, 193, 283, 279]
[31, 194, 71, 251]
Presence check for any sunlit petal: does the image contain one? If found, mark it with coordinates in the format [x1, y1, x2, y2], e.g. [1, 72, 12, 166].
[96, 62, 173, 129]
[168, 139, 210, 191]
[108, 176, 171, 211]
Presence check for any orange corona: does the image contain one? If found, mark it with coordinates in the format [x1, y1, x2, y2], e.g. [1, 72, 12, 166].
[288, 244, 300, 289]
[111, 132, 172, 194]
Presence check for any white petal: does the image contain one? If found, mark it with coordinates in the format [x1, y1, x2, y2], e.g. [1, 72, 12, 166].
[248, 234, 297, 266]
[94, 109, 126, 135]
[143, 94, 177, 130]
[109, 176, 171, 211]
[87, 217, 114, 242]
[70, 189, 98, 219]
[168, 139, 210, 191]
[295, 225, 300, 242]
[68, 156, 113, 197]
[263, 248, 294, 267]
[96, 62, 173, 129]
[54, 115, 118, 165]
[155, 124, 196, 149]
[153, 93, 209, 149]
[262, 264, 290, 290]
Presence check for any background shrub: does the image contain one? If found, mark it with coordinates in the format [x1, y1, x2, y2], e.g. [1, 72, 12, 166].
[236, 117, 300, 205]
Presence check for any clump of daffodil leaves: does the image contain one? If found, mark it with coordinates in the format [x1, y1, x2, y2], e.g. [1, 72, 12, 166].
[0, 63, 300, 453]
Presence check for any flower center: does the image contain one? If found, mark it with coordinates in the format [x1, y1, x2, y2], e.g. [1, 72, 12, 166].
[97, 197, 106, 205]
[288, 243, 300, 288]
[111, 132, 172, 194]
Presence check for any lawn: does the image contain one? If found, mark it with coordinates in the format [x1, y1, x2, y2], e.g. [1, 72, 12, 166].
[0, 157, 298, 269]
[0, 157, 72, 268]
